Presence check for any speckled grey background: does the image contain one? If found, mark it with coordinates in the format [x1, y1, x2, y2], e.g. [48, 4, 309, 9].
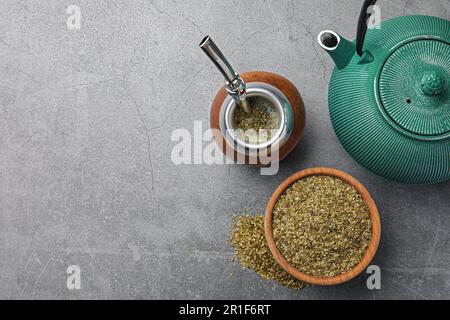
[0, 0, 449, 300]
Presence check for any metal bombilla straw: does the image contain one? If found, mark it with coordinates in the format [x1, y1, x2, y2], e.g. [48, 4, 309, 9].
[199, 36, 251, 113]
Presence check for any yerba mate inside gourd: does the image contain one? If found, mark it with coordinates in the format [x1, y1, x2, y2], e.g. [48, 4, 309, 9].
[272, 175, 372, 278]
[232, 96, 280, 144]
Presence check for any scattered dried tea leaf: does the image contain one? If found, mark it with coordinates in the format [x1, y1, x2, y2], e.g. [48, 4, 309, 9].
[229, 214, 308, 290]
[272, 175, 372, 278]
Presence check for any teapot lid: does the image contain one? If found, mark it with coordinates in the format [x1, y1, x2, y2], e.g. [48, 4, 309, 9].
[379, 39, 450, 137]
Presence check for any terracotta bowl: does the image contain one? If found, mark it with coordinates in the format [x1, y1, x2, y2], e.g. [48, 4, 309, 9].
[264, 167, 381, 286]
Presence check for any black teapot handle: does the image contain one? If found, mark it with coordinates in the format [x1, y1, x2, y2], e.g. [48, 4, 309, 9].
[356, 0, 378, 56]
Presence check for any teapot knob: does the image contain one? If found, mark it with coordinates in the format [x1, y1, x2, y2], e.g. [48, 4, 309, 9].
[421, 71, 446, 96]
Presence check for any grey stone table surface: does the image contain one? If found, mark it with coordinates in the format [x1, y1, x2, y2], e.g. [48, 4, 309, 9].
[0, 0, 449, 300]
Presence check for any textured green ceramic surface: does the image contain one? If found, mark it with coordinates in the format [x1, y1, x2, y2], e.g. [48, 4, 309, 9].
[328, 15, 450, 184]
[379, 40, 450, 136]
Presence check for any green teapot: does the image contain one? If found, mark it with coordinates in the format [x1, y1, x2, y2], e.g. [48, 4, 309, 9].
[318, 0, 450, 184]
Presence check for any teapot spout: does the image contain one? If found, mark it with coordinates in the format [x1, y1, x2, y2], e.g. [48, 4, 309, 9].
[318, 30, 355, 70]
